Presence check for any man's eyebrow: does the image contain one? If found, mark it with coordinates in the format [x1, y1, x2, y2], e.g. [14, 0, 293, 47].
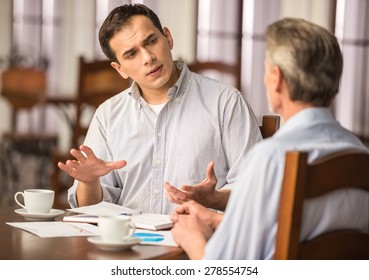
[122, 47, 135, 57]
[121, 33, 157, 58]
[142, 33, 156, 46]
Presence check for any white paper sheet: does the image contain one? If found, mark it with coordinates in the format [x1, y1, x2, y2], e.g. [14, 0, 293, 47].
[6, 222, 99, 238]
[7, 221, 178, 247]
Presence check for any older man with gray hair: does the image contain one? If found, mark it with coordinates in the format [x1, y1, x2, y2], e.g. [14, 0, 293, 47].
[170, 18, 369, 260]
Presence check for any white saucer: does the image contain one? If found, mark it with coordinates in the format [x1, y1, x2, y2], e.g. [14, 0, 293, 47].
[87, 236, 141, 251]
[15, 208, 65, 221]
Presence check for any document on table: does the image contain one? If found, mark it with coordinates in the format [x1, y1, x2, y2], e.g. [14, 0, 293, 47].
[6, 222, 99, 238]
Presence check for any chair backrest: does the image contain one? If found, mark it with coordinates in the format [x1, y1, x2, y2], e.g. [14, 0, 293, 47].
[188, 61, 241, 89]
[1, 67, 46, 131]
[72, 56, 130, 147]
[274, 150, 369, 260]
[259, 115, 280, 138]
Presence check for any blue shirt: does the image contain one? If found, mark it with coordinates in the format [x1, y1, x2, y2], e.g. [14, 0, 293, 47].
[204, 107, 369, 259]
[68, 61, 262, 214]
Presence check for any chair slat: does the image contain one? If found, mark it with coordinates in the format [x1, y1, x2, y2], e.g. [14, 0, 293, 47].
[275, 150, 369, 260]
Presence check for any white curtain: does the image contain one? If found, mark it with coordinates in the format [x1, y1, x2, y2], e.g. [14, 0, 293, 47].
[241, 0, 281, 122]
[335, 0, 369, 138]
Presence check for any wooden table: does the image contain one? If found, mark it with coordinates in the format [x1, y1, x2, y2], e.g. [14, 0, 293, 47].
[0, 208, 187, 260]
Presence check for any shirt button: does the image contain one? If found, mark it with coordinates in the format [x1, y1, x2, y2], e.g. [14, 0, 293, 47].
[154, 189, 160, 194]
[157, 132, 162, 137]
[156, 160, 161, 166]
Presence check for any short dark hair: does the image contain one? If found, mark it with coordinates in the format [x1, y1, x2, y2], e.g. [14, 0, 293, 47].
[99, 4, 164, 63]
[265, 18, 343, 106]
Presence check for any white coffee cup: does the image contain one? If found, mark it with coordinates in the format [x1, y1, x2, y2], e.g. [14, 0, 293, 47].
[98, 215, 136, 243]
[14, 189, 55, 214]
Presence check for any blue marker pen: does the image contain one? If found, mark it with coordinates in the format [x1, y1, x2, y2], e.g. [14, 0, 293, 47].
[133, 232, 164, 242]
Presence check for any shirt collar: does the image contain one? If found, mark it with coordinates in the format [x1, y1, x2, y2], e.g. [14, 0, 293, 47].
[276, 107, 336, 137]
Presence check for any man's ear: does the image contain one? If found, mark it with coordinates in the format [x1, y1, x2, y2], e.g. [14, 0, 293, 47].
[111, 62, 129, 79]
[273, 66, 284, 93]
[163, 27, 174, 50]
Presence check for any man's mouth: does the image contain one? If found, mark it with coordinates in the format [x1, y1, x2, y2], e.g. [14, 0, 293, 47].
[148, 65, 162, 76]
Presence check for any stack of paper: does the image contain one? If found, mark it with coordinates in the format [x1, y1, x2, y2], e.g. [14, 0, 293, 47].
[66, 201, 142, 216]
[131, 214, 173, 230]
[63, 201, 173, 231]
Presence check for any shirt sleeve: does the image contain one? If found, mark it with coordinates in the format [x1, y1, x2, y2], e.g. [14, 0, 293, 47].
[219, 89, 262, 190]
[204, 142, 284, 259]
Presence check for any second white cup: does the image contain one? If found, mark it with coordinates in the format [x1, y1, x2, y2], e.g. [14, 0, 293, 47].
[98, 215, 136, 243]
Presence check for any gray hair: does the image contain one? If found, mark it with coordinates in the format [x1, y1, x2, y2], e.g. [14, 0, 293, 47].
[265, 18, 343, 106]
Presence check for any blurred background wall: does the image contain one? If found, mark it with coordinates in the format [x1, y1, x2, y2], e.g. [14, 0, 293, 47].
[0, 0, 368, 152]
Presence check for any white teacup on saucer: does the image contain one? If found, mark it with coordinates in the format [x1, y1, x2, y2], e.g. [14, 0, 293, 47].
[98, 215, 136, 244]
[14, 189, 55, 214]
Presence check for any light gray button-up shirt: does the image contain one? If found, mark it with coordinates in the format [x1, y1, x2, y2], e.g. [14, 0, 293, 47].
[205, 107, 369, 259]
[68, 61, 262, 214]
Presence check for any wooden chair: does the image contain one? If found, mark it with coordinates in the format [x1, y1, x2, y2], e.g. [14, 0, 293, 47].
[188, 60, 241, 89]
[274, 150, 369, 259]
[0, 67, 58, 194]
[51, 56, 130, 208]
[259, 115, 280, 138]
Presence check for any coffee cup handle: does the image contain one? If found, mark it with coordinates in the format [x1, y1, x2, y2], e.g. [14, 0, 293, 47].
[129, 221, 136, 236]
[14, 192, 26, 209]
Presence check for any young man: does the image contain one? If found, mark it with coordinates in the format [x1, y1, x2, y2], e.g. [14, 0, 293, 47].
[58, 4, 262, 214]
[170, 18, 369, 259]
